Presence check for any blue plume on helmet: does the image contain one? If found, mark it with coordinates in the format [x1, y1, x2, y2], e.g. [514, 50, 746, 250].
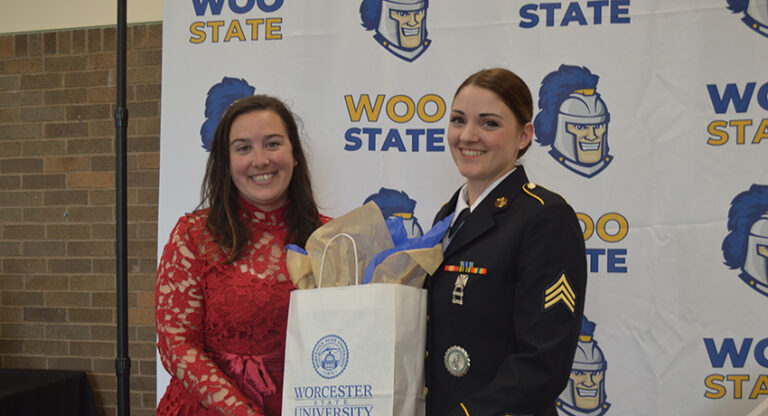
[359, 0, 381, 30]
[533, 65, 599, 146]
[364, 187, 417, 218]
[581, 315, 596, 337]
[200, 77, 255, 152]
[722, 184, 768, 268]
[726, 0, 748, 13]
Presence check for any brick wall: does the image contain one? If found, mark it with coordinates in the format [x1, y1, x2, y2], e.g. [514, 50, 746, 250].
[0, 23, 161, 416]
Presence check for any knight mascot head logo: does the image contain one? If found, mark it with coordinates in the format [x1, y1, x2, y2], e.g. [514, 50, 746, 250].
[364, 188, 423, 239]
[359, 0, 431, 62]
[533, 65, 612, 178]
[557, 316, 611, 416]
[722, 184, 768, 297]
[200, 77, 255, 151]
[727, 0, 768, 38]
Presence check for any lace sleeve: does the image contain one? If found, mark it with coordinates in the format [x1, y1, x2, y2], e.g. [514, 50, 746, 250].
[156, 214, 261, 416]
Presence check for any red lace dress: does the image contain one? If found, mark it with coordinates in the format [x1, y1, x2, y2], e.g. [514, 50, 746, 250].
[156, 200, 327, 416]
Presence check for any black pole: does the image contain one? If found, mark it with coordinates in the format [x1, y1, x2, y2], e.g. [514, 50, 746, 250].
[115, 0, 130, 414]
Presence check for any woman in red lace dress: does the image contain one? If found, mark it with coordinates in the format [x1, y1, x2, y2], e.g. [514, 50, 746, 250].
[156, 95, 330, 416]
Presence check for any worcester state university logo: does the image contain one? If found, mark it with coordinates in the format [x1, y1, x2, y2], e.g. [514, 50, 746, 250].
[727, 0, 768, 38]
[722, 184, 768, 297]
[359, 0, 431, 62]
[534, 65, 612, 178]
[557, 316, 611, 416]
[312, 335, 349, 379]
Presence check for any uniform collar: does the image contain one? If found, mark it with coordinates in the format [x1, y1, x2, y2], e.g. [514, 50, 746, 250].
[455, 167, 517, 216]
[441, 166, 529, 257]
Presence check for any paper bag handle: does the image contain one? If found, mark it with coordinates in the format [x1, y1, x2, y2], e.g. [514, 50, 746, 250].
[318, 232, 359, 287]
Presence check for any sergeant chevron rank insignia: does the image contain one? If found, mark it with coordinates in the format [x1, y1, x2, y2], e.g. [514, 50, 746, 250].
[543, 272, 576, 314]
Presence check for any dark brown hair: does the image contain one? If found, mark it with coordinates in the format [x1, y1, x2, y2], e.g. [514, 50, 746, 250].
[455, 67, 534, 157]
[199, 94, 322, 262]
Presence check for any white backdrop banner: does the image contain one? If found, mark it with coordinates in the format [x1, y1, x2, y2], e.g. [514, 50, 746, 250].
[158, 1, 768, 415]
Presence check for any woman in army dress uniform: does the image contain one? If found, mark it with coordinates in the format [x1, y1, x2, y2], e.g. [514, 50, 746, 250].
[425, 68, 587, 416]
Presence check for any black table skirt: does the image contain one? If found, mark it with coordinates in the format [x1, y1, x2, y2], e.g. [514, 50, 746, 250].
[0, 369, 97, 416]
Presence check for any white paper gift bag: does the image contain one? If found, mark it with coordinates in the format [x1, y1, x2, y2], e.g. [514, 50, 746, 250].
[282, 234, 427, 416]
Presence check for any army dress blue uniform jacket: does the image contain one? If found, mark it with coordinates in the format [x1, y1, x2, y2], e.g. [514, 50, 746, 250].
[425, 167, 587, 416]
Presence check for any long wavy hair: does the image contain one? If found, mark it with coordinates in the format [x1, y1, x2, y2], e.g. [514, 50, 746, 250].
[199, 94, 322, 262]
[454, 68, 534, 157]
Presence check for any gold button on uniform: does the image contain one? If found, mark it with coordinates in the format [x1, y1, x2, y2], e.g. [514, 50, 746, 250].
[423, 387, 428, 396]
[425, 350, 429, 358]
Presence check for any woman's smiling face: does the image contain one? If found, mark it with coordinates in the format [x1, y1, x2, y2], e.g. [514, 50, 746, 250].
[229, 110, 295, 211]
[448, 84, 533, 197]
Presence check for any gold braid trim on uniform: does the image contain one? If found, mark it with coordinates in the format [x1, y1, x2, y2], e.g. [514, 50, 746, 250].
[522, 185, 544, 205]
[459, 402, 470, 416]
[523, 182, 571, 204]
